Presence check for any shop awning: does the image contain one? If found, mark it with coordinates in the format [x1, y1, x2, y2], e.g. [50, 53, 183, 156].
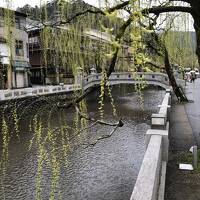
[12, 61, 31, 71]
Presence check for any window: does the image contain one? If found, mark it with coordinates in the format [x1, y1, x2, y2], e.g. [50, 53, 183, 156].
[15, 40, 24, 56]
[0, 19, 4, 27]
[28, 37, 39, 44]
[0, 37, 6, 43]
[15, 18, 21, 29]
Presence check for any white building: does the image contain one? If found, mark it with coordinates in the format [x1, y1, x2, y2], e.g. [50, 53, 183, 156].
[0, 8, 30, 89]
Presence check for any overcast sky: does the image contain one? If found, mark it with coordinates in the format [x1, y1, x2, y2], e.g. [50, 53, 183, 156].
[0, 0, 194, 31]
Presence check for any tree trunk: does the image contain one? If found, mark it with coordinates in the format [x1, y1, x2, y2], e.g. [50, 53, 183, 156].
[146, 31, 188, 102]
[164, 46, 188, 102]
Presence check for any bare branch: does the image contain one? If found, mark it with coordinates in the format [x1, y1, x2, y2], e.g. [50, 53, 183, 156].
[51, 1, 130, 26]
[83, 125, 119, 148]
[143, 5, 193, 15]
[107, 1, 130, 13]
[73, 105, 124, 148]
[75, 106, 124, 127]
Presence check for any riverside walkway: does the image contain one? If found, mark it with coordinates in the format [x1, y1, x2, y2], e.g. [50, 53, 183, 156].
[165, 78, 200, 200]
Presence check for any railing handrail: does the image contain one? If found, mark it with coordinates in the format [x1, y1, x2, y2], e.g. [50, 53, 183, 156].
[130, 89, 171, 200]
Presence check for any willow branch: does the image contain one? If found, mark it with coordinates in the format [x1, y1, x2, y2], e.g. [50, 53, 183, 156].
[146, 61, 165, 69]
[107, 16, 133, 77]
[50, 1, 130, 26]
[75, 106, 124, 127]
[83, 125, 119, 148]
[57, 16, 133, 109]
[75, 105, 124, 148]
[107, 1, 130, 13]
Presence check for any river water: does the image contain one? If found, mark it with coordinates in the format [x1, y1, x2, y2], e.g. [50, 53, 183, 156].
[0, 85, 165, 200]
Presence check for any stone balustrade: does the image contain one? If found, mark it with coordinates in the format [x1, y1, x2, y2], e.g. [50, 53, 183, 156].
[83, 72, 170, 90]
[130, 89, 171, 200]
[0, 84, 81, 101]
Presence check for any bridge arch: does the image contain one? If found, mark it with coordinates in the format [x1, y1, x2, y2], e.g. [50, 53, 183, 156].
[82, 72, 170, 90]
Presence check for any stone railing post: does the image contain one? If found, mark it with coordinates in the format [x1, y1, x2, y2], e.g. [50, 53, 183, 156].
[74, 67, 83, 88]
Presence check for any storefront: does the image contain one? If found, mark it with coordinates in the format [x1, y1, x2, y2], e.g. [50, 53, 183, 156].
[12, 60, 31, 88]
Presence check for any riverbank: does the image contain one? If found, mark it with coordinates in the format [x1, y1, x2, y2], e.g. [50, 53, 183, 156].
[165, 79, 200, 200]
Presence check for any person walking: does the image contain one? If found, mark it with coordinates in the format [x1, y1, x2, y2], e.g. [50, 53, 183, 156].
[191, 71, 196, 83]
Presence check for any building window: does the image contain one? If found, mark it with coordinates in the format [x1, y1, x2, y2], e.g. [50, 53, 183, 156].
[15, 40, 24, 57]
[15, 18, 21, 29]
[0, 19, 4, 27]
[0, 37, 6, 43]
[28, 36, 39, 44]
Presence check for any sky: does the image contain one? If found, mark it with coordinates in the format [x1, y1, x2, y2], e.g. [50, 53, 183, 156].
[0, 0, 194, 31]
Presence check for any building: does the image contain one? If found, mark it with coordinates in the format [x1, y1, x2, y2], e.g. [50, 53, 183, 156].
[27, 20, 133, 86]
[0, 7, 30, 89]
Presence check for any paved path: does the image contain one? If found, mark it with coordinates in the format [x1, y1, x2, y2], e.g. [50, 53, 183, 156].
[185, 79, 200, 146]
[168, 97, 195, 151]
[165, 78, 200, 200]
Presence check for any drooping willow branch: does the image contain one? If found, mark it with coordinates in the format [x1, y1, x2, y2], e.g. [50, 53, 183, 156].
[145, 61, 165, 69]
[75, 105, 124, 148]
[75, 106, 124, 127]
[57, 15, 133, 109]
[83, 125, 120, 148]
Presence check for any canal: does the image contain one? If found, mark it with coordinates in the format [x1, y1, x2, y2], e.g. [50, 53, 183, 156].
[0, 85, 165, 200]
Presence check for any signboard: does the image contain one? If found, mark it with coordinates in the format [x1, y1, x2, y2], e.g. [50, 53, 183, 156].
[12, 60, 31, 71]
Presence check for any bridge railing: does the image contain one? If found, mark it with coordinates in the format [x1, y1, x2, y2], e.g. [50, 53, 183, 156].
[0, 84, 81, 101]
[130, 89, 171, 200]
[83, 72, 170, 90]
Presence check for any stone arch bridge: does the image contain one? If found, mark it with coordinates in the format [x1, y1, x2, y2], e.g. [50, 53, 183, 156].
[0, 72, 170, 101]
[82, 72, 170, 90]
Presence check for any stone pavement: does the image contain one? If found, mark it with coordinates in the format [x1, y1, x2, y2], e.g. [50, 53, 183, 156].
[185, 79, 200, 147]
[165, 78, 200, 200]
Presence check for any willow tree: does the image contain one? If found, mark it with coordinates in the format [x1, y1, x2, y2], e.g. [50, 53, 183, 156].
[44, 0, 193, 102]
[68, 0, 197, 101]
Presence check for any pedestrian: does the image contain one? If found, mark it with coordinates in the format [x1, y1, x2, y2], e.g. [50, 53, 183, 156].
[191, 72, 196, 83]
